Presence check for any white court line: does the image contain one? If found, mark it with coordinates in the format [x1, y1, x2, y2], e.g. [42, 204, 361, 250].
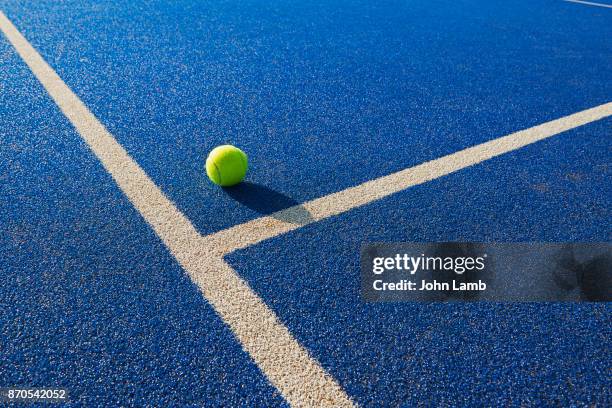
[563, 0, 612, 8]
[0, 11, 354, 408]
[206, 102, 612, 254]
[2, 7, 612, 407]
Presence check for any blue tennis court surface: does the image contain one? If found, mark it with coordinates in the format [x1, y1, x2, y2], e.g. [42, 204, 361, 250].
[1, 0, 610, 406]
[2, 0, 611, 234]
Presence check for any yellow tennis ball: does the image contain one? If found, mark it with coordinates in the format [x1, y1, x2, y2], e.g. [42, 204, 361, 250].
[205, 145, 248, 187]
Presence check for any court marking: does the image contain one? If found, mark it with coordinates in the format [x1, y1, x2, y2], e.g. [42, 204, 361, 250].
[2, 7, 612, 407]
[205, 102, 612, 255]
[563, 0, 612, 8]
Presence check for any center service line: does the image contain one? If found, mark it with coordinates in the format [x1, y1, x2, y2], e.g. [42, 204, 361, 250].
[0, 11, 354, 408]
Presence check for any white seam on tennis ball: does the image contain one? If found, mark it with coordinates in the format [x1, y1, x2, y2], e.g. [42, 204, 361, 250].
[240, 151, 248, 175]
[212, 160, 223, 185]
[0, 12, 355, 407]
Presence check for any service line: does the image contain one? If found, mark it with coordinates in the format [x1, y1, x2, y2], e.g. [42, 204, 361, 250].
[205, 102, 612, 254]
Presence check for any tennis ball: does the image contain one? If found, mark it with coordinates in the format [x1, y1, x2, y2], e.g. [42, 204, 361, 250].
[206, 145, 248, 187]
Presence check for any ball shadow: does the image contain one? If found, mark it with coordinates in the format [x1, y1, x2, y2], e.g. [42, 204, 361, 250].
[223, 182, 314, 225]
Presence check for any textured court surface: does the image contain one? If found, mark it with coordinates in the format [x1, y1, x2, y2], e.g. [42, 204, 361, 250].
[1, 0, 611, 406]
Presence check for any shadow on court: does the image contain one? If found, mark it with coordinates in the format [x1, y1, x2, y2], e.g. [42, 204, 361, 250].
[224, 182, 314, 225]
